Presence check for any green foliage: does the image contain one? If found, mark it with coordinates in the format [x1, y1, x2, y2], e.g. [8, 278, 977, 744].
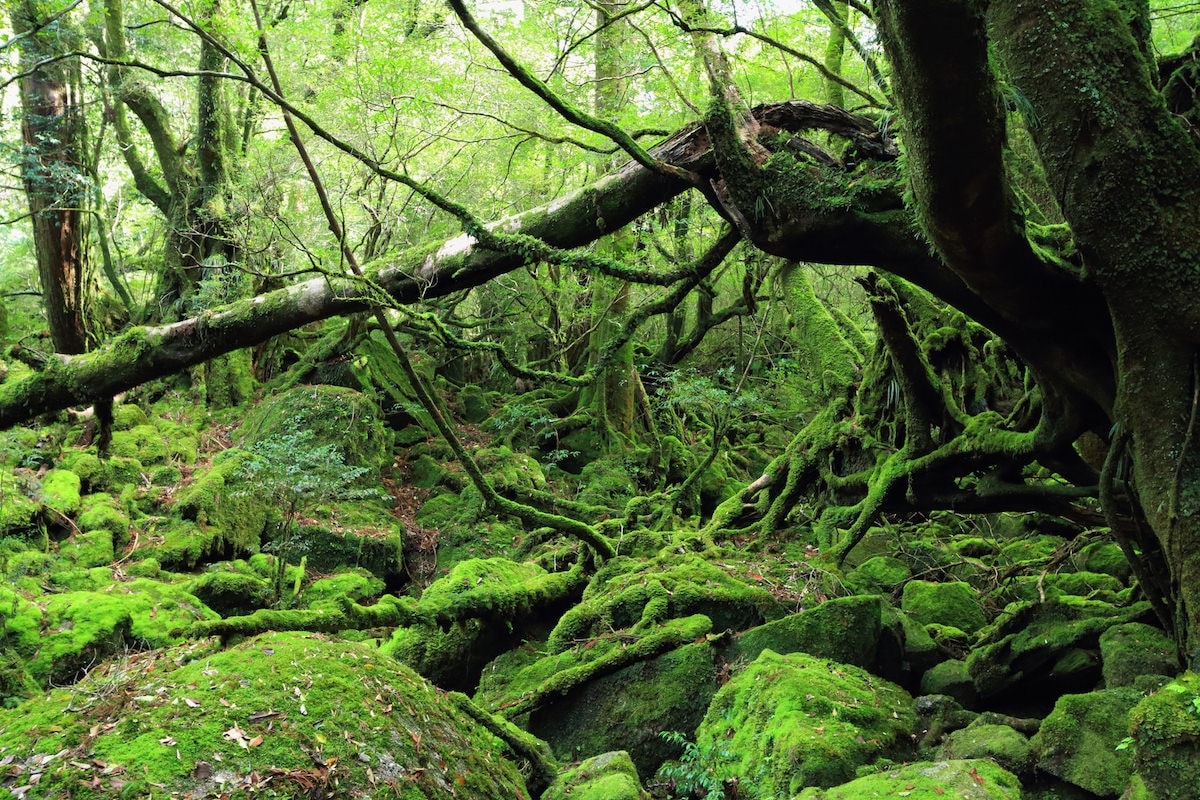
[656, 729, 742, 800]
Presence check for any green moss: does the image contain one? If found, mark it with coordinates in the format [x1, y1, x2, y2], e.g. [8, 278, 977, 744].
[994, 571, 1125, 605]
[39, 468, 81, 517]
[901, 580, 987, 634]
[187, 569, 275, 617]
[0, 471, 40, 536]
[0, 647, 37, 708]
[543, 750, 649, 800]
[152, 518, 223, 570]
[696, 649, 916, 793]
[728, 595, 883, 669]
[109, 423, 170, 464]
[1129, 672, 1200, 800]
[546, 554, 781, 653]
[0, 632, 529, 799]
[28, 581, 217, 685]
[795, 759, 1021, 799]
[59, 529, 115, 568]
[112, 403, 150, 430]
[845, 556, 911, 594]
[291, 502, 403, 582]
[1099, 623, 1179, 688]
[303, 569, 384, 605]
[1031, 687, 1144, 796]
[919, 659, 977, 707]
[77, 493, 131, 546]
[1074, 540, 1132, 582]
[944, 723, 1032, 776]
[58, 450, 102, 488]
[522, 640, 719, 779]
[174, 449, 270, 552]
[0, 587, 44, 657]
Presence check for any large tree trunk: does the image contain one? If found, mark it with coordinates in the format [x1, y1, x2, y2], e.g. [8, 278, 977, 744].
[11, 0, 88, 356]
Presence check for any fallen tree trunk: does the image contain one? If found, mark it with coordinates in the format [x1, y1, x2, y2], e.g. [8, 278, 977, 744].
[0, 101, 901, 428]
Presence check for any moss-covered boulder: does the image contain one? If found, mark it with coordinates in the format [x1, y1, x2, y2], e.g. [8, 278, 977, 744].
[920, 659, 977, 707]
[968, 598, 1152, 699]
[902, 580, 987, 634]
[526, 640, 718, 779]
[695, 649, 917, 794]
[188, 568, 276, 617]
[1099, 623, 1179, 689]
[1031, 687, 1145, 797]
[543, 750, 650, 800]
[943, 722, 1033, 776]
[1129, 672, 1200, 800]
[0, 632, 529, 799]
[546, 554, 781, 652]
[726, 594, 882, 669]
[237, 385, 393, 477]
[795, 759, 1022, 800]
[303, 568, 384, 605]
[291, 502, 404, 582]
[110, 423, 170, 464]
[1074, 540, 1132, 582]
[39, 468, 81, 518]
[59, 529, 115, 568]
[76, 492, 130, 546]
[0, 471, 40, 536]
[28, 580, 217, 686]
[845, 555, 911, 594]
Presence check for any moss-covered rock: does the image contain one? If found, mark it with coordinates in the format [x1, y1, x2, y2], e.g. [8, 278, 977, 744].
[76, 492, 130, 546]
[920, 659, 977, 708]
[109, 423, 170, 464]
[522, 640, 719, 779]
[944, 722, 1033, 776]
[39, 468, 81, 518]
[968, 598, 1152, 699]
[726, 594, 882, 669]
[174, 449, 270, 553]
[112, 403, 150, 430]
[543, 750, 649, 800]
[0, 632, 529, 799]
[303, 569, 384, 605]
[1099, 623, 1179, 689]
[996, 571, 1126, 605]
[1074, 540, 1132, 583]
[695, 649, 916, 793]
[29, 580, 216, 686]
[188, 569, 276, 617]
[902, 580, 987, 634]
[1129, 672, 1200, 800]
[546, 554, 781, 652]
[795, 759, 1022, 799]
[59, 529, 115, 568]
[291, 502, 403, 582]
[845, 555, 911, 594]
[237, 385, 393, 477]
[0, 471, 40, 536]
[1031, 687, 1145, 797]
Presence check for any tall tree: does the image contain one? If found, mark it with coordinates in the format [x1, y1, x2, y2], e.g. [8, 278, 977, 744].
[10, 0, 88, 355]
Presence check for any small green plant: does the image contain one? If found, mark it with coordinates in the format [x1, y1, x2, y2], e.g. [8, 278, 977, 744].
[656, 730, 744, 799]
[235, 426, 383, 604]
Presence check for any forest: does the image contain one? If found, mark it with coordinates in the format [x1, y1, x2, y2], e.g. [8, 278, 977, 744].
[2, 0, 1200, 797]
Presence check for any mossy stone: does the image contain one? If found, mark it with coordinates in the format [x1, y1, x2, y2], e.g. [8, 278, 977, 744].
[76, 493, 130, 545]
[28, 580, 216, 686]
[1031, 687, 1144, 797]
[188, 570, 275, 617]
[109, 424, 170, 464]
[291, 503, 403, 582]
[112, 403, 150, 430]
[795, 759, 1021, 799]
[695, 649, 917, 793]
[60, 529, 115, 568]
[845, 555, 911, 594]
[968, 598, 1151, 699]
[39, 468, 81, 517]
[174, 449, 270, 552]
[902, 580, 987, 634]
[920, 659, 977, 708]
[1129, 672, 1200, 800]
[0, 647, 37, 708]
[727, 594, 882, 669]
[58, 450, 102, 488]
[0, 587, 44, 657]
[0, 632, 529, 799]
[153, 519, 223, 570]
[543, 750, 650, 800]
[460, 384, 491, 424]
[944, 722, 1033, 775]
[996, 571, 1125, 605]
[0, 472, 39, 536]
[999, 533, 1067, 565]
[1099, 623, 1179, 688]
[1074, 540, 1132, 582]
[525, 641, 719, 779]
[237, 385, 393, 477]
[303, 569, 384, 605]
[410, 454, 447, 487]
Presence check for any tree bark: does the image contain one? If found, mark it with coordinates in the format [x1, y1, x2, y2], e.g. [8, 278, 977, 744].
[11, 0, 88, 356]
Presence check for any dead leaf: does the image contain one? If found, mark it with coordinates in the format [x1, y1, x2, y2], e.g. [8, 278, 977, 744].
[184, 698, 201, 708]
[159, 736, 176, 747]
[970, 767, 984, 786]
[248, 736, 263, 748]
